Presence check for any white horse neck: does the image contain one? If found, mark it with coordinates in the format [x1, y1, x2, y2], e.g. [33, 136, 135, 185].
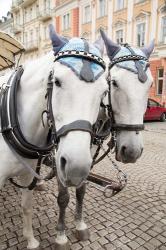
[17, 52, 55, 146]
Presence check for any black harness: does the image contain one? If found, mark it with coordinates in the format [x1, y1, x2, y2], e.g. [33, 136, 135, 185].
[0, 67, 55, 159]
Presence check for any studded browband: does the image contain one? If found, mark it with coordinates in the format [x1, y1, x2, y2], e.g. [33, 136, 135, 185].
[54, 50, 106, 70]
[109, 55, 148, 69]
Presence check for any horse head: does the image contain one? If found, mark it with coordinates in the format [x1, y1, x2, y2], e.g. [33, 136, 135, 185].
[101, 30, 154, 164]
[49, 25, 107, 187]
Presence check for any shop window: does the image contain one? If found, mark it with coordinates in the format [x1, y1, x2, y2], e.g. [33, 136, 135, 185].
[157, 68, 164, 95]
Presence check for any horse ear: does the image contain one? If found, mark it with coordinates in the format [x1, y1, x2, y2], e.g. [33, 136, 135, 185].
[100, 29, 120, 59]
[93, 37, 104, 56]
[141, 39, 155, 58]
[49, 24, 68, 54]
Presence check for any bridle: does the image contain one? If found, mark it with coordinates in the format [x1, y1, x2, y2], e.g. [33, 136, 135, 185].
[92, 44, 149, 165]
[0, 48, 106, 189]
[106, 44, 149, 133]
[51, 48, 106, 142]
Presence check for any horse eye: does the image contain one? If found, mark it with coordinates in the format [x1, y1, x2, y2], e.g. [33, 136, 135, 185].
[112, 80, 118, 88]
[102, 90, 108, 98]
[55, 79, 61, 87]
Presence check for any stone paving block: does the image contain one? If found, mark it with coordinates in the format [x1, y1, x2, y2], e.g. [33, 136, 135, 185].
[70, 242, 82, 250]
[98, 236, 109, 245]
[119, 245, 131, 250]
[140, 232, 152, 241]
[136, 236, 147, 246]
[156, 234, 166, 244]
[89, 241, 101, 250]
[119, 235, 130, 244]
[148, 238, 162, 247]
[127, 240, 140, 249]
[104, 243, 116, 250]
[0, 243, 7, 250]
[159, 246, 166, 250]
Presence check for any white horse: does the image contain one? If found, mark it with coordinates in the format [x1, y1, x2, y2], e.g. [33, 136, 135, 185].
[60, 32, 154, 250]
[0, 27, 108, 249]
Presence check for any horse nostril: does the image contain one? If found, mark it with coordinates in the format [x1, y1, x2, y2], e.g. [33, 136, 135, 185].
[121, 145, 126, 156]
[60, 156, 67, 179]
[140, 147, 143, 156]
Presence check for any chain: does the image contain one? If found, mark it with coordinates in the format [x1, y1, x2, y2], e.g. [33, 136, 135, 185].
[101, 145, 128, 186]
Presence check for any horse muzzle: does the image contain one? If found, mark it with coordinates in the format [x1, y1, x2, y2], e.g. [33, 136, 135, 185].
[116, 144, 143, 163]
[58, 154, 91, 187]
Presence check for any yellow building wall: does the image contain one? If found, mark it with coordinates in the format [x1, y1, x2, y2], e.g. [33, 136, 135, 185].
[133, 0, 151, 18]
[96, 16, 108, 30]
[82, 23, 92, 35]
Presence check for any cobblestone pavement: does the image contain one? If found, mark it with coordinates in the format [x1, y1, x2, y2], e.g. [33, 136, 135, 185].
[0, 122, 166, 250]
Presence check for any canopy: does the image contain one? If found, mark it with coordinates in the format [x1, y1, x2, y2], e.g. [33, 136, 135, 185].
[0, 31, 25, 71]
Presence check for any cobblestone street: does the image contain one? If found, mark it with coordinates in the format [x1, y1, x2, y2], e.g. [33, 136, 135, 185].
[0, 122, 166, 250]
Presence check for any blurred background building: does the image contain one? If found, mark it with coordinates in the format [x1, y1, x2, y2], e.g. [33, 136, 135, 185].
[0, 0, 166, 104]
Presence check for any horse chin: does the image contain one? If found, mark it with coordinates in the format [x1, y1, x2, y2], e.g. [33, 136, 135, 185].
[58, 174, 86, 188]
[121, 158, 137, 164]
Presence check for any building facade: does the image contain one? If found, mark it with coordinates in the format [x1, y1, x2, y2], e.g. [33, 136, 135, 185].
[54, 0, 166, 105]
[11, 0, 54, 61]
[0, 12, 14, 35]
[1, 0, 166, 104]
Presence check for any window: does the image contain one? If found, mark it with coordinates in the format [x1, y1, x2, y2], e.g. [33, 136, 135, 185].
[135, 0, 145, 3]
[36, 4, 39, 17]
[16, 13, 20, 25]
[157, 68, 164, 95]
[30, 8, 33, 20]
[116, 29, 123, 44]
[116, 0, 124, 11]
[36, 27, 39, 40]
[161, 16, 166, 43]
[137, 23, 145, 46]
[63, 13, 70, 30]
[25, 9, 28, 22]
[99, 0, 106, 17]
[24, 32, 28, 44]
[149, 99, 160, 107]
[44, 26, 49, 40]
[30, 30, 33, 42]
[44, 0, 50, 10]
[84, 5, 91, 23]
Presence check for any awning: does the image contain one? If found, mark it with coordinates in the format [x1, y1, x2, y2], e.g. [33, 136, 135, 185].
[0, 31, 25, 71]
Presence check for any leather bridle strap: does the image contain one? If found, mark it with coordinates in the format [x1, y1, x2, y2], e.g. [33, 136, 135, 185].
[112, 124, 144, 131]
[108, 55, 148, 69]
[57, 120, 93, 138]
[54, 50, 106, 70]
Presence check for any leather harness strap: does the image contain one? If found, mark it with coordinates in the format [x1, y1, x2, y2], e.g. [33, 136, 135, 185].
[0, 66, 55, 159]
[57, 120, 93, 138]
[112, 124, 145, 131]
